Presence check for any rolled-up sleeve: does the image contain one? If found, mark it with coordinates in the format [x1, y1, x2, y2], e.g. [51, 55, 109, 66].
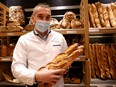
[11, 36, 36, 85]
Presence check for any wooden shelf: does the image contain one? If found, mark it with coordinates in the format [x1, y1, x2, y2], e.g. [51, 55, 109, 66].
[65, 83, 85, 87]
[0, 56, 12, 62]
[89, 27, 116, 34]
[54, 29, 85, 34]
[0, 29, 85, 37]
[0, 55, 86, 62]
[0, 31, 27, 36]
[0, 81, 25, 86]
[0, 27, 115, 37]
[75, 55, 87, 62]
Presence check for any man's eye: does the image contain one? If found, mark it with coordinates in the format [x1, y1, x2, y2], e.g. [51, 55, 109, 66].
[38, 16, 42, 19]
[46, 17, 50, 20]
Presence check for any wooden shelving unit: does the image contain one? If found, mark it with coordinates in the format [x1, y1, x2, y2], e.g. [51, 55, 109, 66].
[0, 0, 91, 87]
[0, 2, 9, 26]
[89, 27, 116, 34]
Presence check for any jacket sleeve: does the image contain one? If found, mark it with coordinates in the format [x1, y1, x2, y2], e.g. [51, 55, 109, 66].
[11, 36, 37, 85]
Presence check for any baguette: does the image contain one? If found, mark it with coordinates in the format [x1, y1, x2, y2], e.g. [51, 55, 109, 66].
[38, 43, 84, 87]
[107, 4, 116, 27]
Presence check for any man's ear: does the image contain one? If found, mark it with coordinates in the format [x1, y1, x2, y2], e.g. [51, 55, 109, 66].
[29, 15, 36, 25]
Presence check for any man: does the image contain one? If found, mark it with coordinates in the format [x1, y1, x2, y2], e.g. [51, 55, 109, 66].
[11, 3, 68, 87]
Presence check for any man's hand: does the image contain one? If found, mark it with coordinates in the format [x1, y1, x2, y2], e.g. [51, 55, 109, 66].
[35, 67, 65, 85]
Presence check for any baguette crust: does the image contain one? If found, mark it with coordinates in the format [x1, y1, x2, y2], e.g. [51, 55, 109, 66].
[64, 43, 78, 54]
[38, 43, 84, 87]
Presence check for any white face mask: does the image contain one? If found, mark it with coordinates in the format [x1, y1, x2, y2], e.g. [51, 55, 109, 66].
[35, 20, 50, 33]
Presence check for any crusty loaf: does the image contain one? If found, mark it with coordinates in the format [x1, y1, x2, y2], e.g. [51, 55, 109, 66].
[107, 4, 116, 27]
[38, 43, 84, 87]
[64, 11, 76, 22]
[59, 18, 71, 29]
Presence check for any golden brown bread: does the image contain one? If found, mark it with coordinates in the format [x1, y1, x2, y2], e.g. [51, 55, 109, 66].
[70, 78, 81, 84]
[60, 18, 71, 29]
[107, 4, 116, 27]
[71, 19, 84, 29]
[38, 43, 84, 87]
[95, 2, 111, 27]
[88, 4, 96, 28]
[92, 3, 101, 28]
[24, 24, 34, 31]
[64, 43, 78, 54]
[64, 11, 76, 22]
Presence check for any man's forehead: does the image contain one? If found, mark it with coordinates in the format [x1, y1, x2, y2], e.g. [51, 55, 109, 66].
[36, 7, 51, 13]
[35, 8, 51, 16]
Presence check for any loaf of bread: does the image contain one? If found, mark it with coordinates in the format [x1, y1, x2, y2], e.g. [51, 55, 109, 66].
[60, 18, 71, 29]
[88, 4, 96, 28]
[91, 3, 101, 28]
[24, 24, 34, 31]
[38, 43, 84, 87]
[100, 44, 109, 79]
[111, 2, 116, 18]
[64, 11, 76, 22]
[107, 4, 116, 27]
[50, 18, 59, 26]
[1, 44, 7, 57]
[50, 18, 60, 29]
[89, 44, 96, 78]
[71, 18, 84, 28]
[95, 2, 111, 27]
[9, 6, 25, 26]
[7, 26, 23, 32]
[70, 77, 81, 84]
[107, 45, 116, 79]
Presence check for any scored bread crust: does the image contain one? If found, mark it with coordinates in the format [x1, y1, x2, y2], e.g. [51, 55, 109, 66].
[38, 43, 84, 87]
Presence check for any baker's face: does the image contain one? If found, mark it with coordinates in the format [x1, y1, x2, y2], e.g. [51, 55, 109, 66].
[33, 7, 51, 23]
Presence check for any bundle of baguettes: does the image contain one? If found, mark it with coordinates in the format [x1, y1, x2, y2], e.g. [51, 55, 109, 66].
[88, 3, 101, 28]
[89, 2, 116, 28]
[38, 43, 84, 87]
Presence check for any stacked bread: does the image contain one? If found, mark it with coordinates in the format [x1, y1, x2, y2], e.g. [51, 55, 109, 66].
[50, 18, 60, 29]
[38, 43, 84, 87]
[60, 11, 83, 29]
[89, 2, 116, 28]
[8, 6, 25, 26]
[89, 43, 116, 79]
[4, 6, 25, 32]
[0, 37, 16, 57]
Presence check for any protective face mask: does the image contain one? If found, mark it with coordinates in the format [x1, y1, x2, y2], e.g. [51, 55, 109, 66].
[35, 20, 50, 33]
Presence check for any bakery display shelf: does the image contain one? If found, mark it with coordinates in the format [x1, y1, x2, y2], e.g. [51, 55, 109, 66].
[25, 5, 80, 12]
[0, 81, 25, 86]
[0, 31, 27, 36]
[89, 27, 116, 34]
[0, 29, 85, 37]
[0, 10, 3, 13]
[0, 0, 90, 87]
[65, 79, 116, 87]
[0, 56, 12, 62]
[75, 55, 86, 62]
[0, 56, 85, 62]
[91, 78, 116, 84]
[0, 16, 3, 19]
[65, 82, 85, 87]
[54, 29, 85, 34]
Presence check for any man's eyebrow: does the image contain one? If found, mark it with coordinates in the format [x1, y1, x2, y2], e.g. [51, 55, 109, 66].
[37, 14, 51, 16]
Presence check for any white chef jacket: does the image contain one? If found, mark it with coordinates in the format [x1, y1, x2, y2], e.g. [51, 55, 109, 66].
[11, 30, 68, 87]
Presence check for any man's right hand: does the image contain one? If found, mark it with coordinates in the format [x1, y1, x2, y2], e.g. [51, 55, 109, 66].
[35, 67, 65, 85]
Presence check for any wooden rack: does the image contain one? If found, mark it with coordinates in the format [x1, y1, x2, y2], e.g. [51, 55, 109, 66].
[0, 0, 91, 87]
